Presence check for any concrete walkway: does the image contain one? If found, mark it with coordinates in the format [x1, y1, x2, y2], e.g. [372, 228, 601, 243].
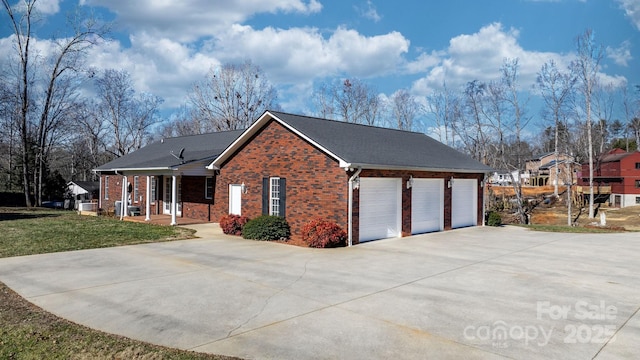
[1, 226, 639, 359]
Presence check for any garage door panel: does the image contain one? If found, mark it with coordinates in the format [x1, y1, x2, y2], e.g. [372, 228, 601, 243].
[452, 179, 478, 229]
[412, 178, 444, 234]
[359, 178, 401, 242]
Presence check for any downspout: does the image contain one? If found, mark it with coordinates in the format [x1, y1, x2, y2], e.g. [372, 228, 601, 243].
[482, 174, 487, 227]
[347, 167, 362, 247]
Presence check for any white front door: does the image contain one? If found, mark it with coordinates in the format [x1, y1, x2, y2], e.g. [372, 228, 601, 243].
[164, 177, 182, 216]
[229, 184, 242, 215]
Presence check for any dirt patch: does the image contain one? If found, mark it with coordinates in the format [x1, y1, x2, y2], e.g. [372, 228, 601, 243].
[500, 193, 640, 231]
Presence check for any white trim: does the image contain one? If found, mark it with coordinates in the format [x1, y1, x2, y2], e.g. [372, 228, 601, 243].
[171, 175, 177, 226]
[104, 176, 109, 200]
[145, 176, 151, 221]
[205, 177, 214, 199]
[208, 111, 348, 170]
[269, 177, 281, 216]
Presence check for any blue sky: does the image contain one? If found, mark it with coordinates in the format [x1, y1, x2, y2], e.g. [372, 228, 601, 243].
[1, 0, 639, 134]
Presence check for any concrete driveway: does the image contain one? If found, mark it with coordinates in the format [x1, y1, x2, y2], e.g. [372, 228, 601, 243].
[0, 225, 638, 359]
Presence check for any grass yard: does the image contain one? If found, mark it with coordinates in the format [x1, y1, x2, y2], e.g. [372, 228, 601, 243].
[0, 207, 196, 258]
[0, 282, 239, 360]
[0, 207, 240, 360]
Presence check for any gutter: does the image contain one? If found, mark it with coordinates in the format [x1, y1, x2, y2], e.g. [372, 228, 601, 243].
[347, 167, 362, 247]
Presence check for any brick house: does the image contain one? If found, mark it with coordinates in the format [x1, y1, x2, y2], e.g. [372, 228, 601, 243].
[95, 111, 491, 244]
[577, 149, 640, 207]
[94, 130, 243, 224]
[525, 152, 578, 187]
[208, 111, 490, 244]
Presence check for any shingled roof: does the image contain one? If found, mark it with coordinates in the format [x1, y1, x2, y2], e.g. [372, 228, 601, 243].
[95, 130, 244, 172]
[210, 111, 492, 173]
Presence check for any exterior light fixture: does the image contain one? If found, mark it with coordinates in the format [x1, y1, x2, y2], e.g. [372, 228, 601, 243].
[407, 175, 414, 189]
[448, 176, 453, 188]
[241, 182, 247, 194]
[353, 177, 360, 190]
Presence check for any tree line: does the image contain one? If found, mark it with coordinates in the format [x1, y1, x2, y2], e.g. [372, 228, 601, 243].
[1, 1, 639, 221]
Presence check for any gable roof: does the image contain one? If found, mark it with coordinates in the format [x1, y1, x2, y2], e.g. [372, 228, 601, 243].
[95, 130, 244, 172]
[597, 149, 640, 164]
[67, 181, 99, 193]
[210, 111, 491, 173]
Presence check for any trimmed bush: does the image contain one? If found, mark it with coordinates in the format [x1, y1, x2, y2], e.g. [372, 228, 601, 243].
[219, 214, 249, 235]
[302, 218, 347, 248]
[487, 211, 502, 227]
[242, 215, 290, 241]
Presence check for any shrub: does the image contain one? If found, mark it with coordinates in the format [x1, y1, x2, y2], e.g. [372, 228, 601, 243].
[219, 214, 249, 235]
[242, 215, 290, 241]
[302, 218, 347, 248]
[487, 211, 502, 227]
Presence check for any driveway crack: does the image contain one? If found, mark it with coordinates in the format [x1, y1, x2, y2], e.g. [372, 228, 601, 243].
[224, 256, 311, 338]
[591, 303, 640, 359]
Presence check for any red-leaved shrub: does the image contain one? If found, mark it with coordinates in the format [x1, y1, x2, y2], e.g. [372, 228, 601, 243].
[302, 218, 347, 248]
[219, 214, 249, 235]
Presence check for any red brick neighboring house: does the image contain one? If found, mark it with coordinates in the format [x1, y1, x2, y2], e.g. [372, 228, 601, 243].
[95, 111, 491, 244]
[577, 148, 640, 207]
[207, 111, 491, 244]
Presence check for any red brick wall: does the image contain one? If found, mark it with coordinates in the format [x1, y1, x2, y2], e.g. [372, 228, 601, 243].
[181, 176, 214, 221]
[213, 119, 349, 240]
[100, 175, 161, 217]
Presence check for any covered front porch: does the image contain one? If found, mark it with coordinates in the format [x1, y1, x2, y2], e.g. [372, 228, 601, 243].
[123, 214, 208, 226]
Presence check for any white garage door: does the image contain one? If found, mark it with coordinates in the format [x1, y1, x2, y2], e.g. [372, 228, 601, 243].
[452, 178, 478, 229]
[412, 178, 444, 234]
[359, 178, 402, 242]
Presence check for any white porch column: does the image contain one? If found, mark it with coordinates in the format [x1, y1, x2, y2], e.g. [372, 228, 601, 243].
[145, 175, 151, 221]
[170, 174, 177, 226]
[98, 176, 102, 210]
[120, 175, 126, 220]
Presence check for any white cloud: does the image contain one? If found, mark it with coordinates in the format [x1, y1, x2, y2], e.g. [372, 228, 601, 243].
[356, 1, 382, 22]
[35, 0, 61, 15]
[80, 0, 323, 42]
[617, 0, 640, 31]
[210, 25, 409, 83]
[607, 40, 633, 66]
[411, 23, 573, 95]
[84, 36, 218, 108]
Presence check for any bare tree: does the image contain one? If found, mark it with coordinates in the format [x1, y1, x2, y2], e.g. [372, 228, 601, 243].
[2, 0, 107, 205]
[426, 82, 459, 146]
[537, 60, 576, 196]
[189, 60, 278, 131]
[573, 29, 604, 219]
[462, 80, 490, 163]
[313, 78, 382, 125]
[621, 86, 638, 151]
[95, 69, 163, 157]
[390, 89, 421, 131]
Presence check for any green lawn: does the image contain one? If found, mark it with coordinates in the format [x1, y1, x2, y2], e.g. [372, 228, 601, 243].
[0, 208, 195, 258]
[0, 207, 240, 360]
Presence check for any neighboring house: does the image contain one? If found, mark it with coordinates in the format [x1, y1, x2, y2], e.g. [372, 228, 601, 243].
[490, 170, 525, 185]
[577, 149, 640, 208]
[525, 152, 577, 187]
[67, 181, 99, 201]
[95, 111, 491, 244]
